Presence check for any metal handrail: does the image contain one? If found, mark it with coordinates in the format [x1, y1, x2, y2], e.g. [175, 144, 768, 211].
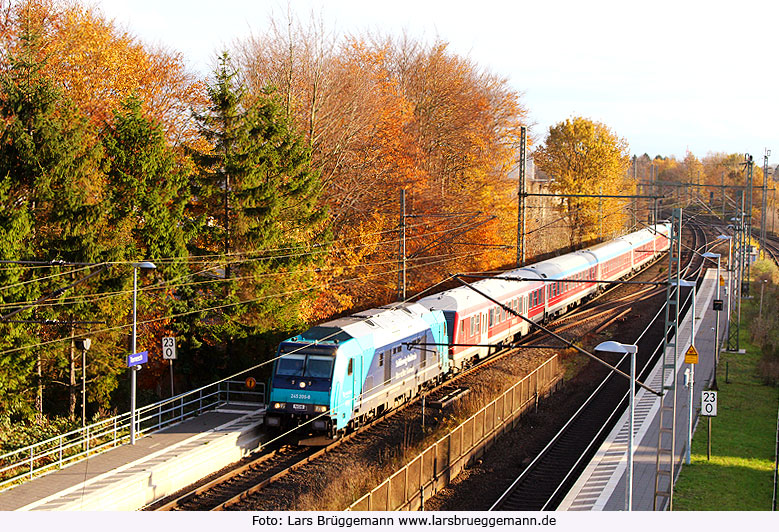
[0, 371, 264, 492]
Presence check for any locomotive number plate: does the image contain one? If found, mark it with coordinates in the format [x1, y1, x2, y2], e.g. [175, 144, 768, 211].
[292, 404, 306, 411]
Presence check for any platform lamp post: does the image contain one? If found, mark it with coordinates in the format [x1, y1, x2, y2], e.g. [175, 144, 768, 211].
[718, 233, 734, 349]
[716, 234, 732, 299]
[131, 261, 156, 445]
[595, 341, 638, 511]
[702, 252, 721, 389]
[75, 337, 91, 427]
[673, 279, 697, 465]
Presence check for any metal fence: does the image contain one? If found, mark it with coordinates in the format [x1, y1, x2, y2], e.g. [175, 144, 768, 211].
[0, 375, 264, 492]
[347, 355, 561, 511]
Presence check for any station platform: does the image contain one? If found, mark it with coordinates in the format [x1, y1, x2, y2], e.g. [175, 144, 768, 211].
[559, 268, 726, 511]
[0, 405, 265, 511]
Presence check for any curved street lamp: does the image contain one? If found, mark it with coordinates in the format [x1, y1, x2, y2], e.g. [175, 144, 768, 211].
[702, 252, 721, 391]
[595, 340, 638, 511]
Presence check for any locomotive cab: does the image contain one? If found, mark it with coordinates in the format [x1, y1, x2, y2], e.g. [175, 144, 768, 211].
[265, 342, 337, 434]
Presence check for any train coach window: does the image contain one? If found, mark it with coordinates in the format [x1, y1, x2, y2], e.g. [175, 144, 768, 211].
[348, 358, 353, 376]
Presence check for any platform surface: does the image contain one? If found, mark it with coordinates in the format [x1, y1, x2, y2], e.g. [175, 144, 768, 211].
[559, 269, 726, 511]
[0, 406, 264, 511]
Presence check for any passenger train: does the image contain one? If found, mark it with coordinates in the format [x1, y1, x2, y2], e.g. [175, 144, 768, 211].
[264, 223, 671, 438]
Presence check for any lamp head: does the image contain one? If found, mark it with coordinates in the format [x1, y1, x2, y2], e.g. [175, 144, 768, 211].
[76, 338, 91, 351]
[595, 341, 638, 354]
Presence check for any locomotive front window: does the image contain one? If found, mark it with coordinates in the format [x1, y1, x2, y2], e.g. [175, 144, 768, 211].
[305, 356, 334, 378]
[276, 355, 305, 375]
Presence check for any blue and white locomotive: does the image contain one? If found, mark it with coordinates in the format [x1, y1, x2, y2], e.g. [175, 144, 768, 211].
[264, 302, 449, 436]
[264, 223, 671, 438]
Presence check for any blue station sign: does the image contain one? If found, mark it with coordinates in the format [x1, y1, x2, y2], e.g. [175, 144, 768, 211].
[127, 350, 148, 368]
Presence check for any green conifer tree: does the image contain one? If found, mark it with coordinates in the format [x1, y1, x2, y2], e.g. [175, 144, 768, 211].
[0, 23, 107, 421]
[188, 52, 326, 374]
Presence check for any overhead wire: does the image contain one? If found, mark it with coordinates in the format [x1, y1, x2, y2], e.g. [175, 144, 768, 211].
[0, 214, 493, 311]
[0, 263, 96, 293]
[0, 213, 490, 303]
[0, 245, 495, 358]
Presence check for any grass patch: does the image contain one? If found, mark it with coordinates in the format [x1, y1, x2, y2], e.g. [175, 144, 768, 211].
[673, 308, 779, 511]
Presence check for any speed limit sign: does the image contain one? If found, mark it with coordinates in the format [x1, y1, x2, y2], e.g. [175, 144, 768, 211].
[162, 337, 177, 360]
[701, 390, 717, 416]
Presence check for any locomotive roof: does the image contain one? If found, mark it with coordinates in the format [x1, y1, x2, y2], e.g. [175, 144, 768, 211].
[289, 302, 436, 345]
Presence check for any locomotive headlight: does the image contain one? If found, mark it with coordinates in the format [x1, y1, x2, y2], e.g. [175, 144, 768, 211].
[272, 402, 286, 410]
[314, 405, 328, 413]
[299, 381, 307, 388]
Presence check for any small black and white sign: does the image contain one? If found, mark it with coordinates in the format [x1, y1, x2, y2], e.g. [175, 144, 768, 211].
[701, 390, 717, 416]
[713, 299, 723, 311]
[162, 336, 177, 360]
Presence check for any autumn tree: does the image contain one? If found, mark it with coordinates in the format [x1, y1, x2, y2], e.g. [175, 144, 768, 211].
[3, 0, 204, 143]
[391, 38, 526, 284]
[534, 117, 632, 247]
[238, 22, 527, 316]
[239, 30, 421, 313]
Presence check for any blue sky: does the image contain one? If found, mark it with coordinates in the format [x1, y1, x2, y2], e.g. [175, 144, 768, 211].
[97, 0, 777, 164]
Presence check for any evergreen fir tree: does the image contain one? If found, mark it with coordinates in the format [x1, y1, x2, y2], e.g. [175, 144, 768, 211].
[0, 23, 108, 421]
[188, 52, 327, 373]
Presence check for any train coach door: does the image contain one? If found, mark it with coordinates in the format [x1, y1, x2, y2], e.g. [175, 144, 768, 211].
[480, 312, 487, 353]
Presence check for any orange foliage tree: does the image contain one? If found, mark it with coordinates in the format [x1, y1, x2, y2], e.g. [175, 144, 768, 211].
[2, 0, 204, 143]
[238, 20, 527, 319]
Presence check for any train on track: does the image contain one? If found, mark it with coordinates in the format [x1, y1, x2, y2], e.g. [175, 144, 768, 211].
[264, 223, 671, 439]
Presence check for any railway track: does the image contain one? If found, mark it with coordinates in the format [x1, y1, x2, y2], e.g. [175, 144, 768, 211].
[490, 219, 710, 511]
[764, 233, 779, 264]
[159, 445, 313, 511]
[149, 245, 673, 511]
